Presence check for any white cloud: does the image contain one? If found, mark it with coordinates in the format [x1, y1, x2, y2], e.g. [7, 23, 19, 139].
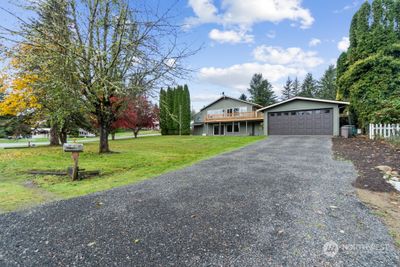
[191, 93, 222, 102]
[334, 0, 361, 13]
[198, 63, 306, 92]
[186, 0, 314, 30]
[196, 44, 324, 93]
[337, 37, 350, 52]
[186, 0, 220, 26]
[252, 45, 324, 68]
[309, 38, 321, 47]
[209, 29, 254, 44]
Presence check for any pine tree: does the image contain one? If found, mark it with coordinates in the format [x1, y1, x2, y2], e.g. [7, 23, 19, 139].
[292, 77, 301, 97]
[299, 73, 317, 98]
[172, 86, 182, 135]
[316, 65, 337, 100]
[336, 52, 349, 100]
[182, 84, 191, 135]
[248, 73, 277, 106]
[281, 77, 293, 100]
[239, 93, 247, 101]
[166, 87, 174, 135]
[159, 88, 167, 135]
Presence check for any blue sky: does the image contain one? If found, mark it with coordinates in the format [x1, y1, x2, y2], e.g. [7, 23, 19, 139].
[0, 0, 361, 111]
[171, 0, 361, 111]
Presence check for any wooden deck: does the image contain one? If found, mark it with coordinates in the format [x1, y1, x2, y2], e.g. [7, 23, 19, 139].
[205, 111, 264, 123]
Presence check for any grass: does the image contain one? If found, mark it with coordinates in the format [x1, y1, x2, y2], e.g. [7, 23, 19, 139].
[0, 130, 160, 144]
[0, 135, 263, 212]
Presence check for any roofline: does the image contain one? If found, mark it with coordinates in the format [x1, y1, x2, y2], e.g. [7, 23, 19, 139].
[257, 96, 350, 112]
[200, 95, 262, 111]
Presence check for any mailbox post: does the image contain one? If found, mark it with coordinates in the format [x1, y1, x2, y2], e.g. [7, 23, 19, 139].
[63, 143, 84, 181]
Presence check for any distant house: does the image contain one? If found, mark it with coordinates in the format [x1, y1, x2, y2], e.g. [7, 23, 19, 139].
[193, 95, 264, 136]
[31, 128, 50, 139]
[193, 95, 349, 136]
[78, 129, 96, 137]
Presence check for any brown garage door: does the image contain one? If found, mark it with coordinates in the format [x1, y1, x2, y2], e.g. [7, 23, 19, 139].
[268, 109, 333, 135]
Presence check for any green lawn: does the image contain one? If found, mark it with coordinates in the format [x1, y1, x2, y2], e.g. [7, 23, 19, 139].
[0, 135, 263, 212]
[0, 130, 160, 144]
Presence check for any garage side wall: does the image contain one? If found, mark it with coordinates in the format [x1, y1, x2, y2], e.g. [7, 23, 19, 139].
[262, 100, 340, 136]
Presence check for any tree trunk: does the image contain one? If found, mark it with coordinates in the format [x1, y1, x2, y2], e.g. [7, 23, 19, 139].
[59, 129, 68, 145]
[134, 130, 138, 138]
[99, 125, 110, 153]
[49, 125, 60, 146]
[111, 132, 115, 140]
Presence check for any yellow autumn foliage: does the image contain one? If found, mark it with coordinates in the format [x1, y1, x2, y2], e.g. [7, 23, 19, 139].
[0, 73, 41, 116]
[0, 44, 42, 116]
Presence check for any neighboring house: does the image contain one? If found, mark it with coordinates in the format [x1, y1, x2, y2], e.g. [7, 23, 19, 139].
[193, 95, 264, 136]
[193, 96, 349, 136]
[31, 128, 50, 139]
[258, 97, 349, 136]
[78, 129, 96, 137]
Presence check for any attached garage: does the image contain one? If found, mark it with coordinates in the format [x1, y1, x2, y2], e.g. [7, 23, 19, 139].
[258, 97, 349, 136]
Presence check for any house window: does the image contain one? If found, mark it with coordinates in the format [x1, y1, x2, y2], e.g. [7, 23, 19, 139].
[284, 112, 289, 116]
[277, 113, 282, 116]
[234, 122, 240, 133]
[270, 113, 275, 117]
[213, 125, 220, 135]
[291, 112, 296, 115]
[324, 110, 330, 113]
[227, 122, 240, 133]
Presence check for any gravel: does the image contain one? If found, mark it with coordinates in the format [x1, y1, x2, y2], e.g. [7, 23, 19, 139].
[0, 136, 399, 266]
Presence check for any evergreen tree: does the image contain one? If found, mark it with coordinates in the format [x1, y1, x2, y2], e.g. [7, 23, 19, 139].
[247, 73, 277, 106]
[172, 86, 182, 134]
[299, 73, 317, 98]
[281, 77, 293, 100]
[159, 88, 167, 135]
[337, 0, 400, 129]
[336, 52, 349, 100]
[316, 65, 337, 100]
[182, 84, 191, 135]
[239, 93, 247, 101]
[291, 77, 301, 97]
[159, 85, 191, 135]
[166, 87, 174, 135]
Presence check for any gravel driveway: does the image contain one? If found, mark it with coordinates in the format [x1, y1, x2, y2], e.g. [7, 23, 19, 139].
[0, 136, 399, 266]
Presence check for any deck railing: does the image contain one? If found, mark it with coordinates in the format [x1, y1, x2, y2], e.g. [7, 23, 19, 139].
[205, 111, 263, 122]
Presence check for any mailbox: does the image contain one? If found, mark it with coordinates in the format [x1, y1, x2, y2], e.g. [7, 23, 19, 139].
[63, 143, 84, 152]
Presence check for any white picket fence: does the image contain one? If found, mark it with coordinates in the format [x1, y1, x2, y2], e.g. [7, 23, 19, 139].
[369, 123, 400, 139]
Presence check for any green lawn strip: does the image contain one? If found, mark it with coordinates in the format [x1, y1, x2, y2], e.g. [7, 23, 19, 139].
[0, 130, 160, 144]
[0, 136, 263, 212]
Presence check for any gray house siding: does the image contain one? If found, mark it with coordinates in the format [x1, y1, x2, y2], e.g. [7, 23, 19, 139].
[192, 97, 262, 136]
[201, 122, 263, 136]
[193, 98, 256, 125]
[262, 100, 341, 136]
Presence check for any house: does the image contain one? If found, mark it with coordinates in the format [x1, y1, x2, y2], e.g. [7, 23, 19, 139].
[193, 95, 349, 136]
[193, 95, 264, 136]
[78, 129, 96, 137]
[31, 128, 50, 139]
